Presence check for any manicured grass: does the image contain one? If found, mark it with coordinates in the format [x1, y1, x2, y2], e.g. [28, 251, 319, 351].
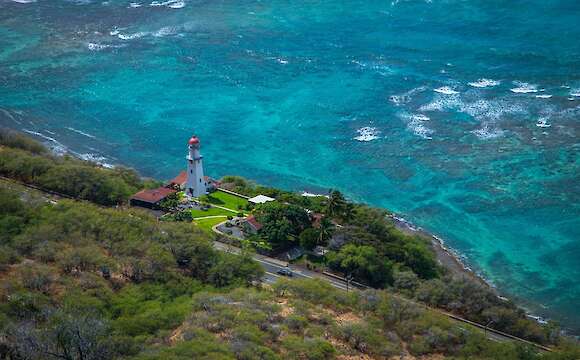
[191, 206, 233, 218]
[202, 190, 248, 211]
[193, 216, 227, 234]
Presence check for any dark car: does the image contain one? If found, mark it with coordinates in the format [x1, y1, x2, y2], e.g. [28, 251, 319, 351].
[276, 268, 293, 277]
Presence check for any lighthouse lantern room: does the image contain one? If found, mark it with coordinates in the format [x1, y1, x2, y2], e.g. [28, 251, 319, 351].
[185, 134, 207, 198]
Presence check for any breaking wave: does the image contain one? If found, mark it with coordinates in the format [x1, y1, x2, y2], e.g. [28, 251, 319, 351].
[353, 127, 381, 142]
[468, 78, 500, 88]
[510, 81, 538, 94]
[433, 86, 459, 95]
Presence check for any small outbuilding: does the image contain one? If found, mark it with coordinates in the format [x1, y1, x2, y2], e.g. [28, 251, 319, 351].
[167, 171, 218, 192]
[248, 194, 275, 205]
[130, 187, 177, 210]
[243, 215, 263, 234]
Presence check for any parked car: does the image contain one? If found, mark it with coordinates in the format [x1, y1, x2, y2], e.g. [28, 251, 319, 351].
[276, 268, 293, 277]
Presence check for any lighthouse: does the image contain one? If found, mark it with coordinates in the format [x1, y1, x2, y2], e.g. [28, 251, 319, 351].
[185, 134, 207, 198]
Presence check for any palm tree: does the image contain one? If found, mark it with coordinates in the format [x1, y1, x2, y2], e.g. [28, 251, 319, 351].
[318, 217, 334, 246]
[341, 202, 355, 222]
[326, 189, 346, 218]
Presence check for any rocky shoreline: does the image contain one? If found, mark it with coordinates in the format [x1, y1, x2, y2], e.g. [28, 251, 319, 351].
[388, 214, 493, 288]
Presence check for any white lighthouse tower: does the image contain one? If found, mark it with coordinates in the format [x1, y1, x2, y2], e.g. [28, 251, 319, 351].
[185, 134, 207, 198]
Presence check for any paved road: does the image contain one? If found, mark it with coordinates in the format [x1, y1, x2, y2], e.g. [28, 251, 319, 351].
[213, 241, 350, 290]
[212, 240, 552, 352]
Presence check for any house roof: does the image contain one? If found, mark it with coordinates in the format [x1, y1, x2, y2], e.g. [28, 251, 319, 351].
[168, 171, 217, 186]
[169, 171, 187, 186]
[189, 136, 200, 145]
[248, 194, 275, 204]
[131, 187, 177, 204]
[245, 215, 263, 231]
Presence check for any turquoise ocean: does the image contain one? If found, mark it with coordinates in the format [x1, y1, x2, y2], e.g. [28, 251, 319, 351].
[0, 0, 579, 331]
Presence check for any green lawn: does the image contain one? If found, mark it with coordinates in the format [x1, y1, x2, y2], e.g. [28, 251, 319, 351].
[202, 190, 249, 211]
[193, 216, 227, 234]
[191, 206, 234, 218]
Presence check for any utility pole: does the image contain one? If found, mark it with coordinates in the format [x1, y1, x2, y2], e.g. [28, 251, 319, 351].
[484, 320, 494, 338]
[346, 274, 353, 292]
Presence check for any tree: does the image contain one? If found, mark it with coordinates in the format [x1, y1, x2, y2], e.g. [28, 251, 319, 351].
[6, 310, 114, 360]
[327, 244, 393, 287]
[317, 217, 334, 246]
[325, 189, 346, 218]
[208, 254, 264, 287]
[403, 242, 439, 279]
[299, 228, 318, 250]
[255, 202, 310, 249]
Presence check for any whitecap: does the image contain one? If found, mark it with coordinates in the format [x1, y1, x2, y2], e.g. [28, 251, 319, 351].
[152, 26, 178, 37]
[150, 0, 184, 8]
[535, 94, 552, 99]
[401, 113, 433, 139]
[301, 191, 328, 198]
[536, 118, 551, 128]
[353, 127, 381, 142]
[128, 2, 142, 7]
[408, 121, 433, 140]
[389, 86, 427, 106]
[87, 42, 124, 51]
[117, 31, 148, 40]
[468, 78, 500, 88]
[65, 127, 97, 139]
[78, 153, 113, 168]
[510, 81, 538, 94]
[10, 0, 37, 3]
[471, 125, 504, 139]
[167, 1, 185, 8]
[433, 86, 459, 95]
[23, 130, 68, 155]
[570, 89, 580, 97]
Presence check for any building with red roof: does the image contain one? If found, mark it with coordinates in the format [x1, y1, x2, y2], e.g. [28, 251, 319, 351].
[243, 215, 263, 234]
[168, 171, 218, 192]
[130, 187, 177, 210]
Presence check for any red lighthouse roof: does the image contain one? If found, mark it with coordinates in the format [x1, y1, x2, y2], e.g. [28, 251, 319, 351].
[188, 136, 199, 145]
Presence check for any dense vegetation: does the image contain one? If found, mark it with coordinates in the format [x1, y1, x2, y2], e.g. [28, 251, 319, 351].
[219, 176, 567, 346]
[0, 129, 159, 205]
[0, 131, 578, 359]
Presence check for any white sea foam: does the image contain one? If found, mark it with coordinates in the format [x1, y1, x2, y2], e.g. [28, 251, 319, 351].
[352, 59, 393, 76]
[535, 94, 552, 99]
[389, 86, 427, 106]
[167, 1, 185, 8]
[471, 125, 504, 139]
[400, 113, 433, 139]
[510, 81, 538, 93]
[23, 130, 68, 155]
[65, 127, 96, 139]
[570, 89, 580, 97]
[78, 153, 114, 168]
[433, 86, 459, 95]
[10, 0, 37, 3]
[536, 118, 551, 128]
[129, 2, 142, 8]
[408, 120, 433, 140]
[301, 191, 328, 198]
[87, 42, 125, 51]
[353, 127, 381, 142]
[152, 26, 179, 37]
[117, 31, 148, 40]
[468, 78, 500, 88]
[150, 0, 184, 8]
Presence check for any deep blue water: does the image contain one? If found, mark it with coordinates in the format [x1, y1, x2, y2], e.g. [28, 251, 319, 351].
[0, 0, 579, 331]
